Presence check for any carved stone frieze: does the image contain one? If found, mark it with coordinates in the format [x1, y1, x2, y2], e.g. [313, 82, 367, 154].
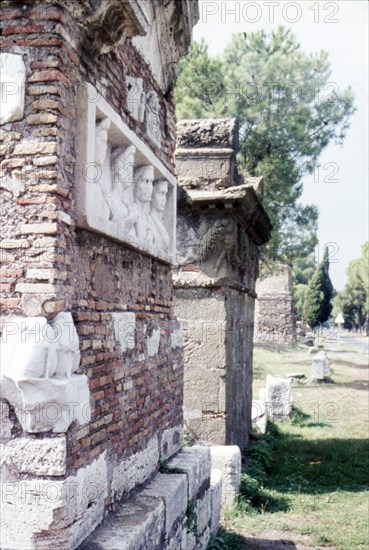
[199, 217, 240, 278]
[0, 312, 90, 433]
[126, 76, 145, 122]
[76, 83, 176, 264]
[146, 90, 161, 147]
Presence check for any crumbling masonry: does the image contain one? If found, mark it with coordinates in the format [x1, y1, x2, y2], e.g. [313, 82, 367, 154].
[174, 119, 272, 448]
[0, 2, 223, 549]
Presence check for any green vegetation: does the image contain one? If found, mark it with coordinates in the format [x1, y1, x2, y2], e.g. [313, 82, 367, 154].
[333, 242, 369, 332]
[186, 498, 198, 534]
[211, 342, 369, 550]
[292, 252, 316, 319]
[304, 247, 334, 328]
[175, 29, 355, 264]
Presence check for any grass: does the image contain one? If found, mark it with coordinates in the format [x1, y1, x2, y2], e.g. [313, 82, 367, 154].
[211, 340, 369, 549]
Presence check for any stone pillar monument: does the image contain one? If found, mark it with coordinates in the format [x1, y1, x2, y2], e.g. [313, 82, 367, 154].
[255, 264, 297, 344]
[174, 119, 272, 449]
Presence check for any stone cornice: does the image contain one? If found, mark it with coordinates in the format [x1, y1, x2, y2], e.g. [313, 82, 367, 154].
[172, 272, 257, 297]
[179, 182, 273, 246]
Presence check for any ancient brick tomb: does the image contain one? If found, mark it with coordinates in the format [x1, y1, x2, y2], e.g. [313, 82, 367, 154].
[0, 1, 203, 548]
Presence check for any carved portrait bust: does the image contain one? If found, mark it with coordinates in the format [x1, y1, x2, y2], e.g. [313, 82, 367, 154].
[133, 165, 155, 243]
[110, 144, 138, 233]
[151, 179, 170, 253]
[95, 117, 111, 166]
[94, 117, 112, 220]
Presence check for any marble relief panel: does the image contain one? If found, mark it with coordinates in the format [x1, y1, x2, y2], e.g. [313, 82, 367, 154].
[76, 83, 176, 264]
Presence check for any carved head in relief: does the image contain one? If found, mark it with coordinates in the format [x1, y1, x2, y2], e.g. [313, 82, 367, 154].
[94, 117, 111, 166]
[152, 180, 168, 214]
[111, 144, 136, 190]
[134, 165, 154, 203]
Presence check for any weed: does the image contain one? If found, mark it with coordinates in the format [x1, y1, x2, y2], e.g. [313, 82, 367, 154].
[158, 456, 185, 474]
[207, 528, 247, 549]
[186, 499, 197, 534]
[221, 342, 369, 550]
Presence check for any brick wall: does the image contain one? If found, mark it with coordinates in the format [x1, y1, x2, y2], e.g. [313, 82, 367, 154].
[1, 0, 182, 504]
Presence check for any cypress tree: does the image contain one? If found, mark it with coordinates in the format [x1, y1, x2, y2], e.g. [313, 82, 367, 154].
[303, 248, 334, 328]
[303, 270, 323, 328]
[318, 247, 334, 323]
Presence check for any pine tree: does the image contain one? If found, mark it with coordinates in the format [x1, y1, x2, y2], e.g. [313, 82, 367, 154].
[175, 30, 355, 264]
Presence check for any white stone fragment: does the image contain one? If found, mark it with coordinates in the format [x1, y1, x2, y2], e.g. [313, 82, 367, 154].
[312, 351, 328, 380]
[111, 312, 136, 353]
[210, 468, 223, 534]
[170, 324, 184, 349]
[266, 374, 293, 417]
[126, 76, 145, 122]
[111, 435, 159, 501]
[0, 436, 66, 476]
[146, 327, 160, 357]
[0, 174, 25, 197]
[0, 312, 90, 433]
[210, 445, 241, 507]
[0, 451, 108, 550]
[0, 53, 26, 124]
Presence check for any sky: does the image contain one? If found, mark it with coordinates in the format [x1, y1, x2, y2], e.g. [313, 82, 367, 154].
[192, 0, 368, 290]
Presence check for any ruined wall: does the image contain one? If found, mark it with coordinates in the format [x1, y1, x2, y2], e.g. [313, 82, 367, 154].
[0, 1, 198, 548]
[255, 264, 296, 344]
[174, 119, 272, 450]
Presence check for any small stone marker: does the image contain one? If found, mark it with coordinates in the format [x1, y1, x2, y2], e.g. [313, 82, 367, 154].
[265, 374, 293, 418]
[312, 351, 328, 380]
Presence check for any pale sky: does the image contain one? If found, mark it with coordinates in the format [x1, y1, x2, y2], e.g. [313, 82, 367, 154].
[192, 0, 369, 290]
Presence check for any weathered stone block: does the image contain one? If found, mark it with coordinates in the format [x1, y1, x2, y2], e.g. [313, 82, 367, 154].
[160, 425, 183, 460]
[0, 312, 90, 433]
[210, 468, 222, 534]
[210, 446, 241, 507]
[111, 436, 159, 501]
[142, 472, 188, 539]
[312, 351, 328, 380]
[168, 446, 211, 501]
[79, 494, 165, 550]
[266, 374, 293, 417]
[0, 451, 108, 550]
[0, 436, 66, 476]
[196, 487, 211, 534]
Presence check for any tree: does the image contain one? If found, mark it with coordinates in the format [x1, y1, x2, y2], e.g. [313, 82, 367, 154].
[292, 253, 316, 286]
[303, 270, 323, 328]
[318, 247, 334, 323]
[333, 243, 369, 332]
[303, 248, 334, 328]
[292, 253, 316, 318]
[175, 30, 355, 264]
